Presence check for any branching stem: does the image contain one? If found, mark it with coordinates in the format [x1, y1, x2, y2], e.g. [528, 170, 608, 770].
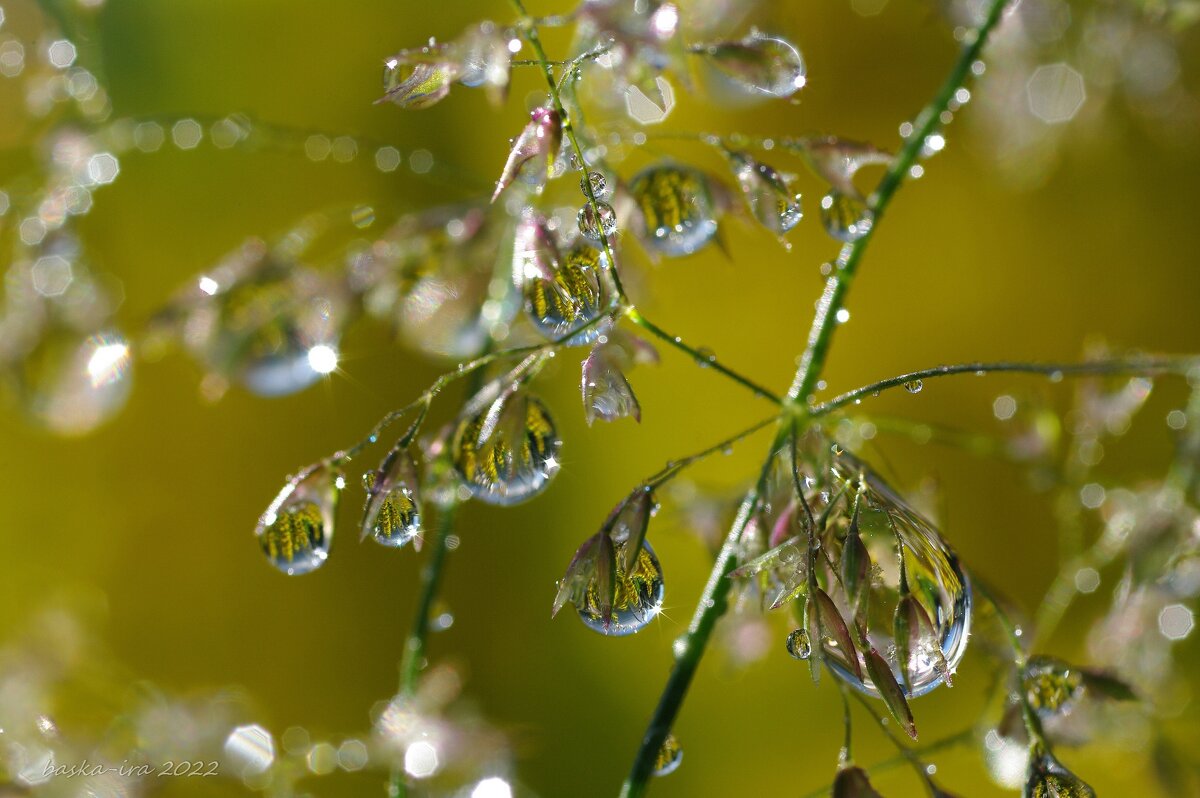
[810, 356, 1199, 417]
[619, 0, 1012, 793]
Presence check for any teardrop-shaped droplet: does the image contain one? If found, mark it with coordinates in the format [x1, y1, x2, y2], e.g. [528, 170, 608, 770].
[904, 379, 924, 394]
[652, 733, 683, 777]
[524, 243, 606, 344]
[698, 32, 806, 99]
[786, 628, 812, 660]
[802, 442, 971, 698]
[581, 345, 641, 425]
[577, 202, 618, 241]
[728, 152, 802, 236]
[580, 170, 612, 200]
[256, 463, 342, 575]
[820, 191, 874, 243]
[16, 330, 132, 436]
[630, 165, 719, 257]
[577, 540, 665, 636]
[1025, 749, 1095, 798]
[452, 392, 562, 506]
[362, 450, 423, 548]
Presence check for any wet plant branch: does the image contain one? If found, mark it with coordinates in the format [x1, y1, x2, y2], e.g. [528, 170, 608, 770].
[624, 307, 783, 404]
[389, 502, 457, 798]
[785, 0, 1011, 406]
[798, 727, 976, 798]
[619, 1, 1012, 793]
[509, 0, 630, 303]
[810, 356, 1200, 417]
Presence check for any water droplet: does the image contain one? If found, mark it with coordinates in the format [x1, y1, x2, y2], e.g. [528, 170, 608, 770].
[166, 243, 346, 397]
[580, 170, 612, 200]
[808, 443, 971, 698]
[577, 202, 618, 242]
[362, 450, 423, 548]
[1025, 749, 1096, 798]
[652, 733, 683, 777]
[786, 628, 812, 660]
[1023, 657, 1082, 717]
[904, 379, 924, 394]
[577, 540, 665, 636]
[452, 391, 562, 505]
[257, 463, 341, 575]
[630, 165, 719, 257]
[16, 330, 132, 436]
[820, 191, 874, 243]
[728, 152, 802, 236]
[699, 32, 806, 99]
[524, 243, 606, 344]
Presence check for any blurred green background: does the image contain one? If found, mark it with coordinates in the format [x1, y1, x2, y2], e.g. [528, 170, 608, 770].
[2, 0, 1200, 795]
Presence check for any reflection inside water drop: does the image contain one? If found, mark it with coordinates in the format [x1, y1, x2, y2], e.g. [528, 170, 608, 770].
[577, 541, 665, 636]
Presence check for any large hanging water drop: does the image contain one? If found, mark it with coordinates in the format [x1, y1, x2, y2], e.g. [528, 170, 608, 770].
[629, 165, 719, 257]
[523, 243, 606, 345]
[807, 445, 971, 698]
[576, 540, 665, 636]
[452, 391, 562, 506]
[362, 450, 423, 548]
[256, 463, 342, 575]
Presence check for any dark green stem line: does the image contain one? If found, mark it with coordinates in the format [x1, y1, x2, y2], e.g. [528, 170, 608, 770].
[388, 502, 457, 798]
[618, 430, 785, 798]
[810, 356, 1198, 417]
[624, 307, 783, 404]
[785, 0, 1010, 406]
[619, 2, 1011, 794]
[509, 0, 630, 303]
[798, 728, 976, 798]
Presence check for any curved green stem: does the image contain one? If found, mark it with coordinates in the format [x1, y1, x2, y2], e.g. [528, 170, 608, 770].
[624, 307, 783, 404]
[619, 2, 1011, 794]
[810, 356, 1199, 417]
[388, 502, 457, 798]
[798, 728, 975, 798]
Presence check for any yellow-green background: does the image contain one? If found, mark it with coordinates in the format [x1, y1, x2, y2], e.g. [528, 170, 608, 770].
[2, 0, 1199, 795]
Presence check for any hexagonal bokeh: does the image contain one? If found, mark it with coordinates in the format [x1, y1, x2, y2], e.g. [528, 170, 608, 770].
[1026, 62, 1086, 124]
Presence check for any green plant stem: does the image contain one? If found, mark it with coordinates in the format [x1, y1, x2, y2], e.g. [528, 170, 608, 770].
[971, 577, 1052, 753]
[624, 307, 783, 404]
[848, 689, 937, 791]
[388, 502, 457, 798]
[508, 1, 781, 408]
[1035, 373, 1200, 646]
[618, 2, 1010, 795]
[618, 430, 784, 797]
[798, 728, 976, 798]
[810, 356, 1198, 417]
[786, 0, 1009, 405]
[642, 414, 780, 490]
[509, 0, 629, 303]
